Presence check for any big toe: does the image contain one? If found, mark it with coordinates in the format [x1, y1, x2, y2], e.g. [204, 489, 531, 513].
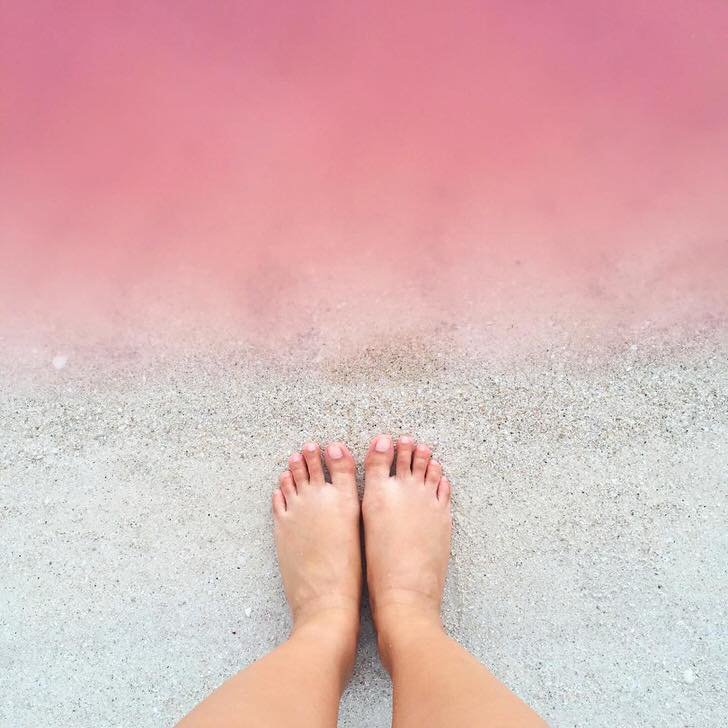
[324, 442, 357, 490]
[365, 434, 394, 480]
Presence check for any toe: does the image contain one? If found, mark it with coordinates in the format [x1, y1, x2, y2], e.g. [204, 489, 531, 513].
[280, 470, 297, 504]
[412, 443, 431, 480]
[365, 434, 394, 479]
[302, 442, 325, 486]
[425, 459, 442, 490]
[288, 452, 309, 489]
[272, 488, 286, 515]
[395, 436, 415, 478]
[324, 442, 356, 489]
[437, 476, 452, 504]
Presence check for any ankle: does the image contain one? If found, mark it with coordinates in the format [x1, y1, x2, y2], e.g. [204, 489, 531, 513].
[292, 603, 359, 639]
[373, 601, 445, 672]
[372, 588, 443, 634]
[291, 605, 360, 669]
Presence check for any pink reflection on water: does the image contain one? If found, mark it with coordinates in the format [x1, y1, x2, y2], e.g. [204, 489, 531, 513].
[1, 1, 727, 341]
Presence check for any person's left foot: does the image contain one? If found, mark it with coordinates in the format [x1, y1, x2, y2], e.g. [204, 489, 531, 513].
[272, 442, 362, 657]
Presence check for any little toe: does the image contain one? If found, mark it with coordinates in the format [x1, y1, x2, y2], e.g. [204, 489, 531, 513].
[324, 442, 357, 489]
[395, 436, 415, 478]
[411, 443, 431, 480]
[279, 470, 297, 504]
[425, 460, 442, 491]
[272, 488, 286, 515]
[437, 476, 452, 504]
[288, 452, 309, 489]
[365, 434, 394, 480]
[302, 442, 325, 486]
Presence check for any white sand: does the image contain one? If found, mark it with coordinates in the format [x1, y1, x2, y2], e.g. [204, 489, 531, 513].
[1, 328, 726, 727]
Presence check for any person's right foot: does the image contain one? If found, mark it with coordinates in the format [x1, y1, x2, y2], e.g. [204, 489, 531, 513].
[362, 434, 452, 646]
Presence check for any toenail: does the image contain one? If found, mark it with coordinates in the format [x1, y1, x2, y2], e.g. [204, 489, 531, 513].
[305, 442, 317, 452]
[290, 453, 302, 462]
[328, 443, 343, 459]
[399, 436, 412, 444]
[375, 435, 391, 452]
[416, 444, 429, 454]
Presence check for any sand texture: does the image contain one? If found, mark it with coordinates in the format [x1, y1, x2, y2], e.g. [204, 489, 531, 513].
[1, 330, 727, 727]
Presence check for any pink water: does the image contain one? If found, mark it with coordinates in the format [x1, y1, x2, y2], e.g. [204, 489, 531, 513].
[2, 1, 727, 346]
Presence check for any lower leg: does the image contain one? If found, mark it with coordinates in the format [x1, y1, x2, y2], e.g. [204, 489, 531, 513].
[178, 442, 362, 728]
[178, 610, 356, 728]
[363, 435, 547, 728]
[378, 606, 546, 728]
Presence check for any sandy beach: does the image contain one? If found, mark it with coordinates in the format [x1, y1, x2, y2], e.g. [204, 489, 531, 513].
[2, 325, 726, 727]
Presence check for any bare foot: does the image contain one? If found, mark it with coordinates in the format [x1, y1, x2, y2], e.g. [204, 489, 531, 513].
[362, 435, 452, 649]
[272, 442, 361, 665]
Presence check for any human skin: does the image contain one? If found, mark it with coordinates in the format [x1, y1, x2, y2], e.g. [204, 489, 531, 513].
[177, 437, 547, 727]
